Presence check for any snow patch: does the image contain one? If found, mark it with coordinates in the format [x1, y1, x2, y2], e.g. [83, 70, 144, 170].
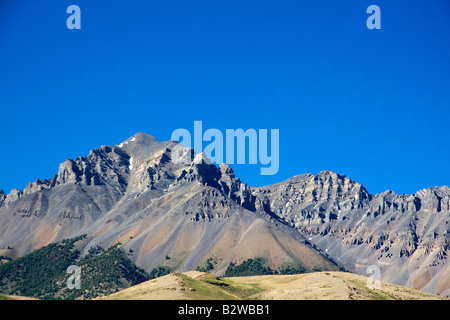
[131, 137, 136, 142]
[129, 157, 133, 170]
[118, 143, 124, 148]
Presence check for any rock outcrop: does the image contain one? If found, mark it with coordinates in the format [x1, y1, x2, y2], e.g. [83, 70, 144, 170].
[252, 171, 450, 296]
[1, 132, 449, 296]
[0, 190, 5, 207]
[0, 133, 337, 276]
[3, 188, 23, 208]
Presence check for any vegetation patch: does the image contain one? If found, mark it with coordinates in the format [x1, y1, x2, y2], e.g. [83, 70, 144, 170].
[0, 236, 83, 299]
[0, 293, 15, 300]
[63, 244, 150, 300]
[276, 263, 309, 275]
[224, 258, 311, 277]
[149, 266, 172, 279]
[178, 274, 238, 300]
[196, 256, 217, 272]
[201, 274, 263, 299]
[0, 236, 170, 300]
[224, 258, 273, 277]
[177, 273, 262, 300]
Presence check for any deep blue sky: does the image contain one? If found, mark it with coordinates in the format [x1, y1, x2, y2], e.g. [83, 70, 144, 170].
[1, 0, 449, 195]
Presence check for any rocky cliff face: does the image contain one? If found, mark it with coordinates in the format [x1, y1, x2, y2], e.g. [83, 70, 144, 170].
[1, 132, 449, 296]
[0, 190, 5, 207]
[253, 171, 371, 224]
[252, 171, 450, 296]
[0, 133, 337, 276]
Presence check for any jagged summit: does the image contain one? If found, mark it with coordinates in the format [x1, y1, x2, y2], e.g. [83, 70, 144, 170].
[0, 132, 449, 296]
[0, 132, 338, 277]
[119, 132, 157, 146]
[252, 171, 450, 295]
[116, 132, 169, 160]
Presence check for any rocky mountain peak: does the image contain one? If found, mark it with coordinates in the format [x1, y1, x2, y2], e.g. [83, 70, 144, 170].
[2, 188, 23, 208]
[219, 163, 235, 177]
[413, 186, 450, 213]
[116, 132, 164, 160]
[23, 177, 57, 195]
[251, 170, 373, 225]
[249, 170, 450, 295]
[0, 132, 449, 296]
[315, 170, 341, 180]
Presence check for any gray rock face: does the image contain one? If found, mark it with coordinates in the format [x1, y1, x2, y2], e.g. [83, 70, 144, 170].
[0, 190, 5, 207]
[1, 132, 448, 296]
[3, 188, 23, 208]
[253, 171, 372, 224]
[0, 133, 337, 276]
[252, 171, 450, 296]
[23, 178, 56, 195]
[55, 145, 130, 191]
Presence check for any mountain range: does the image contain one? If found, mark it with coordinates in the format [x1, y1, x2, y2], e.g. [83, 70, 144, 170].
[0, 132, 449, 297]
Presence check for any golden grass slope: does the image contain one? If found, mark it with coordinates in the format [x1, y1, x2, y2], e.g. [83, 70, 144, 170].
[0, 293, 39, 300]
[97, 271, 445, 300]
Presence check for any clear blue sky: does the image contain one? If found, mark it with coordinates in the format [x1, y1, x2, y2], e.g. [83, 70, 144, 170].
[0, 0, 449, 195]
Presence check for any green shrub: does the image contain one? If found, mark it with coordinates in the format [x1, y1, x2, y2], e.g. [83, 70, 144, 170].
[224, 258, 273, 277]
[0, 236, 151, 300]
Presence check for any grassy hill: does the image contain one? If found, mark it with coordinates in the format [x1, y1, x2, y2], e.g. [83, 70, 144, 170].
[98, 271, 446, 300]
[0, 235, 336, 300]
[1, 235, 446, 300]
[0, 293, 15, 300]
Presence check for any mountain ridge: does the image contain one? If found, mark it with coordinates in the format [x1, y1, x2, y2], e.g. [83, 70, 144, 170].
[251, 169, 450, 295]
[0, 132, 449, 296]
[0, 132, 338, 280]
[2, 133, 447, 213]
[97, 270, 445, 300]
